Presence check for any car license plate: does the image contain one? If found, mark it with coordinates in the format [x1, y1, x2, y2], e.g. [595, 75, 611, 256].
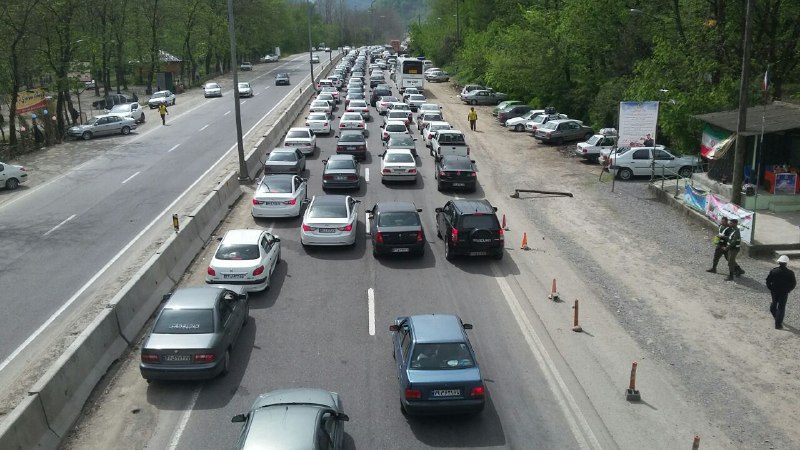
[223, 273, 246, 279]
[318, 228, 336, 233]
[392, 248, 410, 253]
[336, 176, 347, 180]
[163, 354, 191, 362]
[432, 389, 460, 397]
[452, 183, 465, 187]
[469, 251, 488, 256]
[265, 201, 281, 205]
[347, 146, 356, 150]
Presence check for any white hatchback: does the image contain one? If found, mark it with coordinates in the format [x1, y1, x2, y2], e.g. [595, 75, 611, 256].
[0, 161, 29, 190]
[206, 229, 281, 292]
[300, 195, 360, 247]
[283, 127, 317, 155]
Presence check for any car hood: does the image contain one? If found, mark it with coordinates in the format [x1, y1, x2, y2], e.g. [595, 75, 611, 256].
[144, 333, 217, 350]
[407, 367, 482, 384]
[68, 124, 93, 132]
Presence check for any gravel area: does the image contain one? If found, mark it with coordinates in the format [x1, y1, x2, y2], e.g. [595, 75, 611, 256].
[429, 81, 799, 449]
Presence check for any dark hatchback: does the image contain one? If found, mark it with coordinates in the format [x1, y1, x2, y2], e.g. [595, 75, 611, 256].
[370, 87, 393, 106]
[366, 201, 425, 257]
[335, 130, 368, 160]
[435, 199, 504, 260]
[496, 105, 534, 124]
[322, 154, 360, 190]
[435, 155, 477, 192]
[390, 314, 485, 415]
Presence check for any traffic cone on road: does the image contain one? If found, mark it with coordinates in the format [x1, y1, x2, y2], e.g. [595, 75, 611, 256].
[520, 232, 530, 250]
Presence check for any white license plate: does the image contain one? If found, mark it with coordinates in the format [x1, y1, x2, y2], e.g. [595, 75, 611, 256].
[347, 147, 356, 150]
[452, 183, 465, 187]
[469, 251, 488, 256]
[223, 273, 246, 279]
[336, 176, 347, 180]
[318, 228, 336, 233]
[391, 248, 410, 253]
[163, 355, 191, 362]
[432, 389, 460, 397]
[265, 201, 281, 205]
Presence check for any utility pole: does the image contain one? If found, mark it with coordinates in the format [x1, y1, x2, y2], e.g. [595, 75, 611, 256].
[731, 0, 753, 205]
[226, 0, 248, 182]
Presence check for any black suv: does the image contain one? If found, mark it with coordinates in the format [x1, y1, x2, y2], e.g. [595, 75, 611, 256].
[435, 200, 504, 260]
[370, 87, 392, 106]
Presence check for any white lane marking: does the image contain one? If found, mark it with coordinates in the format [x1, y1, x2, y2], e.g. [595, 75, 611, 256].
[199, 124, 209, 131]
[167, 386, 201, 450]
[43, 214, 76, 237]
[367, 288, 376, 336]
[491, 266, 601, 450]
[168, 144, 180, 153]
[224, 110, 231, 116]
[365, 167, 370, 183]
[121, 171, 141, 184]
[241, 100, 248, 105]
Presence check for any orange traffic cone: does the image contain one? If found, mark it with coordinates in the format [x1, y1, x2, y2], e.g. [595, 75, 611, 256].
[547, 278, 559, 301]
[501, 214, 509, 231]
[520, 232, 530, 250]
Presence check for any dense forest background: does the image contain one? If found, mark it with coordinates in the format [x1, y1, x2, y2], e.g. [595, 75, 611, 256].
[2, 0, 799, 153]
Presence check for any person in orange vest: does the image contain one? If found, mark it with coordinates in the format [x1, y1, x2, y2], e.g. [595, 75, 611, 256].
[467, 107, 478, 131]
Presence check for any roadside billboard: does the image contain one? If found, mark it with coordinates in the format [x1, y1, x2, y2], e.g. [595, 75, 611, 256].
[618, 101, 659, 148]
[16, 88, 48, 114]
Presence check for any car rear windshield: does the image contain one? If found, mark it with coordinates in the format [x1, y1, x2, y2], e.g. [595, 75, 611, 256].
[309, 204, 347, 219]
[215, 244, 260, 260]
[287, 130, 310, 139]
[385, 153, 413, 163]
[460, 214, 498, 229]
[268, 152, 296, 162]
[154, 309, 214, 334]
[342, 114, 362, 121]
[389, 136, 414, 146]
[378, 212, 419, 227]
[386, 125, 406, 133]
[339, 134, 363, 143]
[260, 177, 292, 193]
[438, 133, 465, 144]
[410, 343, 475, 370]
[327, 160, 355, 170]
[308, 114, 327, 121]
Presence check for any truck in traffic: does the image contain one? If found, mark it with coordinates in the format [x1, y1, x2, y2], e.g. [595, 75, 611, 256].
[390, 40, 401, 54]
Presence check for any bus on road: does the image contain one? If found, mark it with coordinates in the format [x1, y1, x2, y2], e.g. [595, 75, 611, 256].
[395, 57, 424, 94]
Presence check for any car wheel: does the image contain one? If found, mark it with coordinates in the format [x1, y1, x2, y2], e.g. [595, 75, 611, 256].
[470, 100, 477, 105]
[678, 166, 693, 178]
[493, 251, 504, 260]
[5, 178, 20, 190]
[172, 98, 176, 105]
[618, 168, 633, 181]
[220, 350, 231, 377]
[140, 114, 145, 123]
[515, 124, 524, 131]
[121, 126, 131, 135]
[372, 246, 379, 258]
[437, 182, 443, 192]
[445, 239, 455, 261]
[81, 131, 92, 140]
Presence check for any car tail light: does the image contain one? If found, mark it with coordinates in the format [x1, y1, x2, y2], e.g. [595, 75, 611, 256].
[456, 171, 461, 176]
[416, 230, 424, 242]
[383, 169, 391, 174]
[302, 224, 316, 231]
[375, 232, 384, 243]
[323, 175, 333, 180]
[347, 175, 358, 181]
[450, 228, 459, 246]
[469, 172, 476, 177]
[305, 122, 309, 126]
[207, 266, 216, 276]
[339, 123, 345, 128]
[498, 228, 505, 241]
[470, 386, 485, 397]
[141, 353, 159, 363]
[357, 145, 366, 150]
[253, 266, 265, 276]
[283, 198, 297, 205]
[466, 147, 470, 155]
[253, 199, 264, 205]
[408, 169, 417, 174]
[193, 354, 216, 363]
[324, 123, 329, 127]
[336, 146, 344, 152]
[358, 123, 364, 128]
[339, 224, 353, 232]
[405, 388, 422, 400]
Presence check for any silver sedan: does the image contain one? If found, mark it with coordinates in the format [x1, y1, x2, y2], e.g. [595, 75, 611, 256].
[300, 195, 360, 247]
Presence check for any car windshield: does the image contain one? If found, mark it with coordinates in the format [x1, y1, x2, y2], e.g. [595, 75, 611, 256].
[238, 83, 249, 89]
[443, 160, 472, 170]
[308, 114, 327, 121]
[386, 125, 406, 133]
[409, 95, 425, 101]
[259, 177, 293, 193]
[287, 130, 310, 139]
[461, 214, 497, 229]
[154, 309, 215, 334]
[389, 136, 414, 146]
[268, 152, 296, 162]
[541, 122, 558, 130]
[438, 134, 465, 144]
[410, 343, 475, 370]
[85, 117, 101, 126]
[215, 244, 260, 260]
[277, 73, 288, 78]
[206, 83, 219, 89]
[385, 153, 414, 163]
[110, 105, 131, 112]
[327, 159, 355, 170]
[311, 101, 329, 108]
[309, 204, 347, 219]
[378, 211, 420, 227]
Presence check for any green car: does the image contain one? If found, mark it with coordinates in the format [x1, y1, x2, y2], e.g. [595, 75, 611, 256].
[492, 100, 522, 116]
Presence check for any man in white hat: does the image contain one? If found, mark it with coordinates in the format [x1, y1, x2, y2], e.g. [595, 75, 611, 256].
[766, 255, 796, 329]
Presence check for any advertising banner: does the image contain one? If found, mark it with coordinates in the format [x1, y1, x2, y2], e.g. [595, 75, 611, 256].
[16, 88, 48, 114]
[705, 194, 754, 244]
[774, 173, 797, 195]
[618, 101, 659, 148]
[683, 183, 707, 213]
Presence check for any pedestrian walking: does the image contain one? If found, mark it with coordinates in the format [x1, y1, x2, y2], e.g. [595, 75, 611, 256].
[707, 217, 730, 273]
[467, 107, 478, 131]
[725, 218, 742, 281]
[767, 255, 796, 329]
[158, 103, 168, 125]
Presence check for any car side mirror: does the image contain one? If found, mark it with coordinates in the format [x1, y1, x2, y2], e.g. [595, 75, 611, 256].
[379, 152, 385, 158]
[492, 207, 498, 212]
[337, 413, 350, 422]
[301, 178, 308, 183]
[389, 324, 400, 331]
[322, 159, 328, 164]
[302, 199, 311, 204]
[470, 160, 476, 164]
[162, 293, 172, 302]
[434, 207, 443, 213]
[463, 323, 473, 330]
[273, 237, 281, 243]
[231, 414, 247, 423]
[365, 209, 373, 214]
[416, 208, 423, 212]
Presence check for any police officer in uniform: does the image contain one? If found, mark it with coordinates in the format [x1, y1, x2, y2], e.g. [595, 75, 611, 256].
[707, 217, 730, 273]
[767, 255, 796, 329]
[725, 218, 742, 281]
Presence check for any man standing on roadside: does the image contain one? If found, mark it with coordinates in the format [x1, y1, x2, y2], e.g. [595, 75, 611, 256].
[725, 218, 742, 281]
[767, 255, 796, 329]
[707, 216, 730, 273]
[467, 107, 478, 131]
[158, 102, 168, 125]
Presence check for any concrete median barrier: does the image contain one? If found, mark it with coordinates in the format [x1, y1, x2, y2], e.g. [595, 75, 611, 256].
[190, 190, 224, 241]
[0, 394, 58, 449]
[157, 217, 205, 283]
[28, 309, 127, 441]
[110, 251, 173, 343]
[215, 171, 243, 210]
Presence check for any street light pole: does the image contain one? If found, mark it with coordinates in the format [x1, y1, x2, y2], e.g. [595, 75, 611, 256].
[226, 0, 249, 182]
[731, 0, 754, 205]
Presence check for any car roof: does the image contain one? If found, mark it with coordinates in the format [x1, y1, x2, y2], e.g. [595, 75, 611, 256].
[549, 119, 575, 125]
[376, 201, 417, 212]
[451, 199, 495, 214]
[408, 314, 466, 344]
[328, 154, 356, 161]
[270, 147, 296, 153]
[164, 287, 223, 310]
[385, 148, 413, 155]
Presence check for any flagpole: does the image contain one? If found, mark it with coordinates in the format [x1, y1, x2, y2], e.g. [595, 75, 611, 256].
[751, 66, 769, 243]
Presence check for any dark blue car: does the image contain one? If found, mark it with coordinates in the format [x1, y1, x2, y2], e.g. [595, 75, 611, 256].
[390, 314, 485, 415]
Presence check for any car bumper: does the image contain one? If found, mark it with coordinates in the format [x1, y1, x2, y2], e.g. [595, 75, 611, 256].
[301, 229, 357, 246]
[322, 179, 360, 189]
[401, 398, 485, 415]
[374, 241, 424, 255]
[206, 277, 269, 292]
[140, 359, 225, 381]
[276, 80, 290, 85]
[438, 180, 476, 190]
[449, 246, 503, 257]
[252, 202, 303, 218]
[381, 173, 417, 181]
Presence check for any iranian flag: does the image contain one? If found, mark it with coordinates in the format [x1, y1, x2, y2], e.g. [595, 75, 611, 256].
[700, 124, 733, 159]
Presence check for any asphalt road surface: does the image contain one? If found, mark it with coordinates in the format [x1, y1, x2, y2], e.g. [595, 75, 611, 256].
[0, 55, 317, 369]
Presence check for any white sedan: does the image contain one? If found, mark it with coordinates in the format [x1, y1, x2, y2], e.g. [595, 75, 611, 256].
[305, 112, 331, 135]
[0, 161, 29, 190]
[206, 229, 281, 292]
[204, 83, 222, 97]
[252, 174, 307, 218]
[422, 121, 452, 147]
[381, 120, 410, 141]
[380, 149, 417, 183]
[309, 100, 333, 116]
[345, 100, 371, 121]
[147, 90, 176, 108]
[105, 103, 145, 124]
[338, 112, 368, 137]
[283, 127, 317, 155]
[300, 195, 360, 247]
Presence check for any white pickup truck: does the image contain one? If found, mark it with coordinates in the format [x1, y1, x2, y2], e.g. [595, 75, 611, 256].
[430, 130, 470, 157]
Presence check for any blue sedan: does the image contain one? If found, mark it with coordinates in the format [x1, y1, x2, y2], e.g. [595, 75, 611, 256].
[390, 314, 485, 415]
